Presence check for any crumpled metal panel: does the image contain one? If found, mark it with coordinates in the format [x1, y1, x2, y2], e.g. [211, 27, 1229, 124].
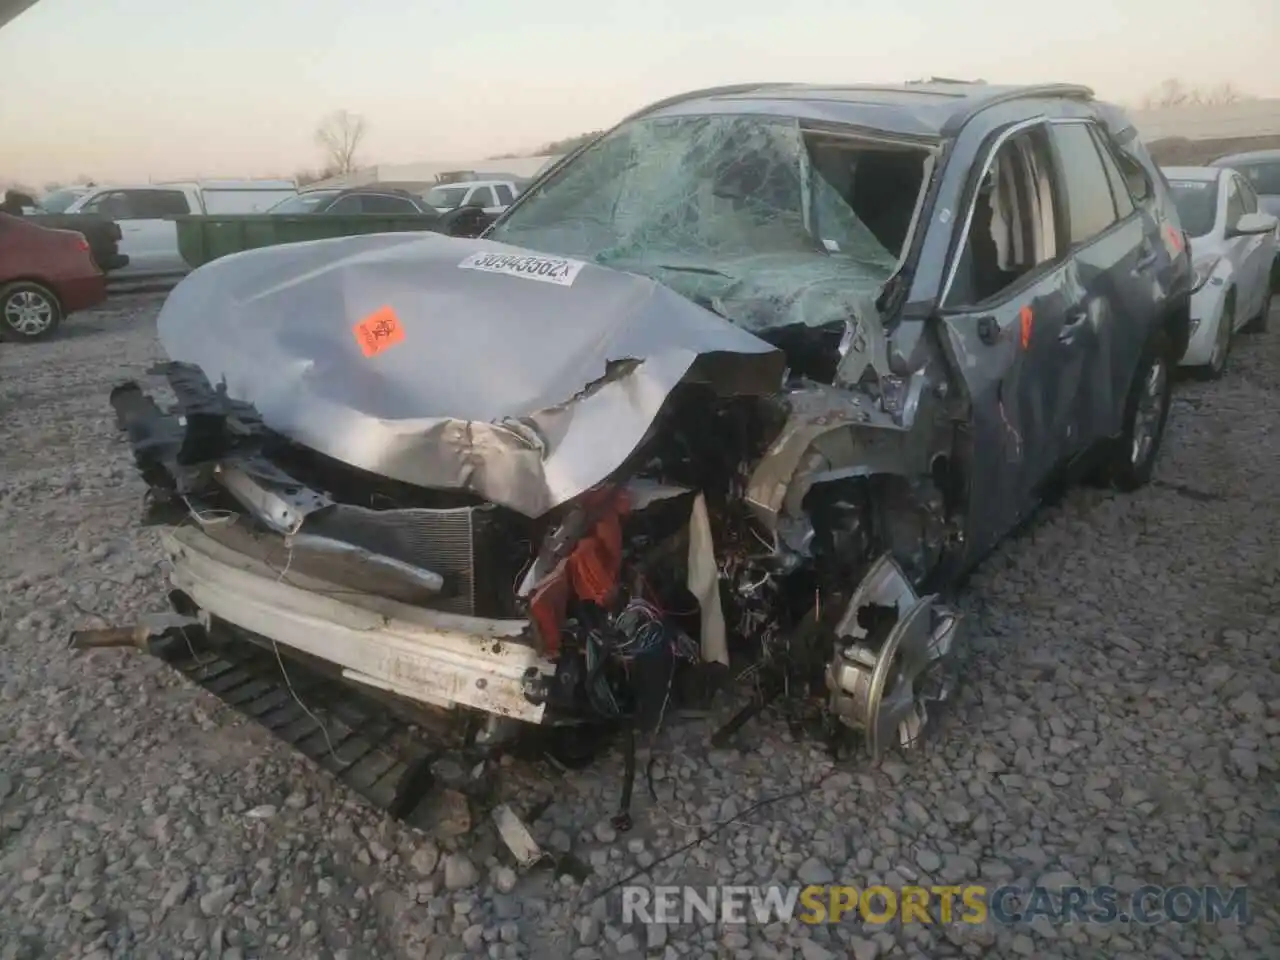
[155, 231, 785, 518]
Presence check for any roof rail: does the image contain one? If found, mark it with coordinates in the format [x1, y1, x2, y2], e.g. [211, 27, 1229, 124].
[622, 82, 800, 122]
[941, 83, 1095, 136]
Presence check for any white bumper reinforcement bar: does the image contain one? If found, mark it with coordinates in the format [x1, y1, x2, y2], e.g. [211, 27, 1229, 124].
[163, 525, 555, 722]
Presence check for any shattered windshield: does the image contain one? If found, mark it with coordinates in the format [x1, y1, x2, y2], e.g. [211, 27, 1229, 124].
[489, 114, 906, 309]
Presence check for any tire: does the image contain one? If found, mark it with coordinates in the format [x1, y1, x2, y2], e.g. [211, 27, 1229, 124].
[0, 281, 63, 342]
[1102, 330, 1174, 492]
[1195, 293, 1234, 380]
[1243, 282, 1271, 335]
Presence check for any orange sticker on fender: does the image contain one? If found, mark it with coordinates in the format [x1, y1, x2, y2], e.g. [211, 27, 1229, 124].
[353, 305, 405, 358]
[1019, 306, 1033, 349]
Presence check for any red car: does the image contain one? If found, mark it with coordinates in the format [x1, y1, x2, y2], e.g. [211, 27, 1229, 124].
[0, 212, 107, 342]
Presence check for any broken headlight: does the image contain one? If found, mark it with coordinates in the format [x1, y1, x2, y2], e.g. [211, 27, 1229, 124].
[1190, 255, 1221, 294]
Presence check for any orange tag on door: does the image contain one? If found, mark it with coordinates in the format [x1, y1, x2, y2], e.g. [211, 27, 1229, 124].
[1019, 305, 1033, 349]
[353, 305, 405, 357]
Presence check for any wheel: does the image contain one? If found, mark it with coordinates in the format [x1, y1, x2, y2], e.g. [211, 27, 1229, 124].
[1243, 282, 1271, 335]
[1103, 330, 1174, 492]
[1195, 294, 1234, 380]
[0, 281, 63, 342]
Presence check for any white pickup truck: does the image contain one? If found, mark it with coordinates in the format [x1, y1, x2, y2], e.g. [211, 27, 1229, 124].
[64, 180, 298, 279]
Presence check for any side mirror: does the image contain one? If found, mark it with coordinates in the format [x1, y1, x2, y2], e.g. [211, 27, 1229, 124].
[1227, 211, 1279, 237]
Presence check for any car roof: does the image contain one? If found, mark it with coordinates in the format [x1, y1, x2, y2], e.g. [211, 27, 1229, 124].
[1162, 166, 1222, 182]
[626, 80, 1096, 140]
[1210, 148, 1280, 166]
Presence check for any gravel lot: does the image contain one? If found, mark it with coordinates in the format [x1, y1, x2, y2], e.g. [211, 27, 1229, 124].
[1, 295, 1277, 960]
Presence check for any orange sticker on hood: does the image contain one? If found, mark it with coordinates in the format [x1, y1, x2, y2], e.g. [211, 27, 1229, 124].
[353, 305, 405, 357]
[1019, 305, 1033, 349]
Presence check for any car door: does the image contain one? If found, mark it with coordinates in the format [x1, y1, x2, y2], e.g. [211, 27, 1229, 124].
[1231, 175, 1270, 322]
[935, 119, 1090, 555]
[1050, 120, 1163, 441]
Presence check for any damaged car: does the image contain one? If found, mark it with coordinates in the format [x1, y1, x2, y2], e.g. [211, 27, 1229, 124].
[91, 81, 1192, 805]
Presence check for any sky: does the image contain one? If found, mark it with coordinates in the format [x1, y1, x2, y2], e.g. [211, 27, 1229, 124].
[1, 0, 1276, 187]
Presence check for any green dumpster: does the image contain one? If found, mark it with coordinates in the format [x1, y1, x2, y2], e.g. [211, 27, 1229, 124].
[174, 214, 448, 270]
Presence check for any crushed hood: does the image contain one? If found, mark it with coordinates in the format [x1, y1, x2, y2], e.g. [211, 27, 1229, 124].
[156, 232, 785, 518]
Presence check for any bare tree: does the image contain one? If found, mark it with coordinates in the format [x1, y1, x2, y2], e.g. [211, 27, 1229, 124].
[1142, 77, 1255, 109]
[315, 110, 367, 175]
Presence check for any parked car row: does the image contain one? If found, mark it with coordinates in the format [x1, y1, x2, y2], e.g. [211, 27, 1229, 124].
[1161, 162, 1278, 378]
[62, 179, 298, 279]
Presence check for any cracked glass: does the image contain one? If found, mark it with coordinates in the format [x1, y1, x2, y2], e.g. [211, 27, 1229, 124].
[489, 114, 906, 334]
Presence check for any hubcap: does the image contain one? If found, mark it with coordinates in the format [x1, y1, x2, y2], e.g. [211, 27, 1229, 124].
[3, 290, 54, 336]
[826, 555, 961, 759]
[1131, 358, 1167, 466]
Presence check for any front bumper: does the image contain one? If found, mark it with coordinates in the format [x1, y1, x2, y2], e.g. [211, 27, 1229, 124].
[1179, 282, 1228, 367]
[164, 524, 556, 722]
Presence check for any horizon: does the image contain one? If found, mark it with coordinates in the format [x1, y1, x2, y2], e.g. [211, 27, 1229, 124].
[1, 0, 1276, 189]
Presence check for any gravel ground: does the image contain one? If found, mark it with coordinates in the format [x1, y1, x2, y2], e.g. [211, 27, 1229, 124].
[1, 296, 1277, 960]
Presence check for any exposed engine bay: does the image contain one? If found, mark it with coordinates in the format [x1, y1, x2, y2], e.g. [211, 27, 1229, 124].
[105, 245, 964, 768]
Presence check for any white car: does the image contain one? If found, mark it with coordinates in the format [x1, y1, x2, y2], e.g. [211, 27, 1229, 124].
[422, 179, 520, 216]
[65, 180, 299, 279]
[1163, 165, 1278, 378]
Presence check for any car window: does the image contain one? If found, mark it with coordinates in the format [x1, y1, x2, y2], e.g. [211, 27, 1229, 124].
[1224, 178, 1246, 229]
[948, 125, 1060, 307]
[325, 195, 367, 214]
[494, 184, 514, 205]
[425, 185, 470, 208]
[467, 186, 496, 207]
[1089, 128, 1135, 220]
[131, 190, 191, 217]
[1167, 179, 1218, 238]
[1050, 123, 1124, 245]
[1236, 176, 1259, 214]
[1239, 162, 1280, 196]
[360, 194, 418, 214]
[1110, 147, 1152, 203]
[83, 191, 139, 218]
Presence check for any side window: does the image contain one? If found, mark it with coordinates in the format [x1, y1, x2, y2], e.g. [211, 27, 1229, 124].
[1237, 177, 1259, 214]
[493, 184, 514, 205]
[1240, 162, 1280, 196]
[467, 186, 496, 208]
[1225, 178, 1246, 228]
[1089, 128, 1135, 219]
[1111, 149, 1152, 203]
[360, 194, 417, 214]
[325, 195, 366, 214]
[84, 191, 139, 218]
[136, 190, 191, 217]
[948, 125, 1060, 307]
[1050, 123, 1121, 245]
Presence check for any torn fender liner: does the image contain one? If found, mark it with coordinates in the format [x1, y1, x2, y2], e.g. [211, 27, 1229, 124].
[157, 232, 786, 518]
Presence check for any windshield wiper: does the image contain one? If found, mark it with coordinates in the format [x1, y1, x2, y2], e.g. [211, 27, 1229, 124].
[653, 263, 732, 278]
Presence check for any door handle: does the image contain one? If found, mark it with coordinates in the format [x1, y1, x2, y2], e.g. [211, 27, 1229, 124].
[1134, 247, 1158, 270]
